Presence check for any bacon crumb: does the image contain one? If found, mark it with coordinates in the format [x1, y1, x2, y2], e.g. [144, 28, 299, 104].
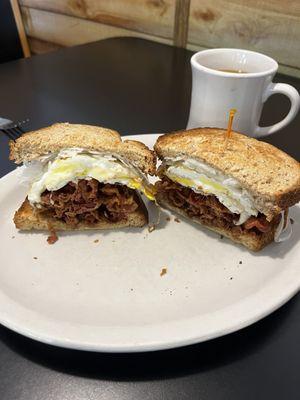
[33, 257, 38, 260]
[166, 217, 171, 221]
[174, 217, 180, 223]
[94, 239, 99, 243]
[47, 231, 58, 244]
[160, 267, 167, 277]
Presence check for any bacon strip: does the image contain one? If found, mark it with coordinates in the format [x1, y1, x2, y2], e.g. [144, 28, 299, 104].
[156, 177, 276, 235]
[40, 179, 139, 226]
[243, 216, 270, 232]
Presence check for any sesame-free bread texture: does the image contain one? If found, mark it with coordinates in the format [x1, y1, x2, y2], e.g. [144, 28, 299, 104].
[154, 128, 300, 220]
[14, 198, 148, 231]
[156, 192, 277, 251]
[10, 123, 156, 175]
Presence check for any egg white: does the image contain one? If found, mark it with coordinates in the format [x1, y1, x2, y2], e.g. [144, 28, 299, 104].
[24, 149, 154, 205]
[164, 158, 258, 224]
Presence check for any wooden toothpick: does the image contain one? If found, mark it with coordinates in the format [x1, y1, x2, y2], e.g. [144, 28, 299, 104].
[226, 108, 237, 139]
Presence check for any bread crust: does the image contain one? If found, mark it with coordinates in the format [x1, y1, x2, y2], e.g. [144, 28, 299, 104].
[14, 198, 148, 231]
[10, 123, 156, 175]
[154, 128, 300, 219]
[156, 192, 277, 251]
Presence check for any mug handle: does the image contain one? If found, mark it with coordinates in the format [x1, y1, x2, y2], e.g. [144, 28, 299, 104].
[254, 82, 300, 137]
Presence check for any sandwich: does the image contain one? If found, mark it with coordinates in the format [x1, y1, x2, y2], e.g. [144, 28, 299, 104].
[10, 123, 156, 232]
[154, 128, 300, 251]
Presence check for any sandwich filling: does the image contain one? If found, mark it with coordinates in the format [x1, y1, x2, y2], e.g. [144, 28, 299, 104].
[160, 157, 258, 225]
[156, 158, 287, 238]
[20, 148, 154, 225]
[156, 177, 280, 236]
[40, 179, 141, 225]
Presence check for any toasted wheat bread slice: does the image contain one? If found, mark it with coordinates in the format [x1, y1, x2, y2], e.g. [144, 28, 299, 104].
[14, 198, 148, 231]
[156, 192, 277, 251]
[10, 123, 156, 175]
[154, 128, 300, 220]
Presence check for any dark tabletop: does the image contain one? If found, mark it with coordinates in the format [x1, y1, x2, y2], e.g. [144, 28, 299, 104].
[0, 37, 299, 400]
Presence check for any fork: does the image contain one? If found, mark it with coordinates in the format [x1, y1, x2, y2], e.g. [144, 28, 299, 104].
[0, 117, 29, 141]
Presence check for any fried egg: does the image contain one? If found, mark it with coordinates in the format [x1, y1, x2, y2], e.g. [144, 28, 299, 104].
[164, 157, 258, 225]
[22, 148, 155, 205]
[274, 211, 293, 242]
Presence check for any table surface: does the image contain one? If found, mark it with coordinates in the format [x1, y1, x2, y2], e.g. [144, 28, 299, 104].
[0, 37, 299, 400]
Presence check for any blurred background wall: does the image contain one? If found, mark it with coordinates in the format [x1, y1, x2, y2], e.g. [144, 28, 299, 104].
[4, 0, 300, 77]
[0, 1, 24, 63]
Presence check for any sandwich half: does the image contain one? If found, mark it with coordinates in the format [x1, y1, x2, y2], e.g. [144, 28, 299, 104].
[154, 128, 300, 251]
[10, 123, 156, 231]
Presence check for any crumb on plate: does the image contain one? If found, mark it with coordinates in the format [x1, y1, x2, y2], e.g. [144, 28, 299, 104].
[47, 231, 58, 245]
[174, 217, 180, 223]
[160, 267, 167, 277]
[33, 257, 38, 260]
[94, 239, 99, 243]
[166, 216, 171, 221]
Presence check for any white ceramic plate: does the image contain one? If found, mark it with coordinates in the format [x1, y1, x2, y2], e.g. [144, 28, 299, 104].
[0, 133, 299, 352]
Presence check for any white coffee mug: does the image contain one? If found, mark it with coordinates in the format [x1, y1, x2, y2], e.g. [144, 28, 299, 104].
[187, 48, 300, 137]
